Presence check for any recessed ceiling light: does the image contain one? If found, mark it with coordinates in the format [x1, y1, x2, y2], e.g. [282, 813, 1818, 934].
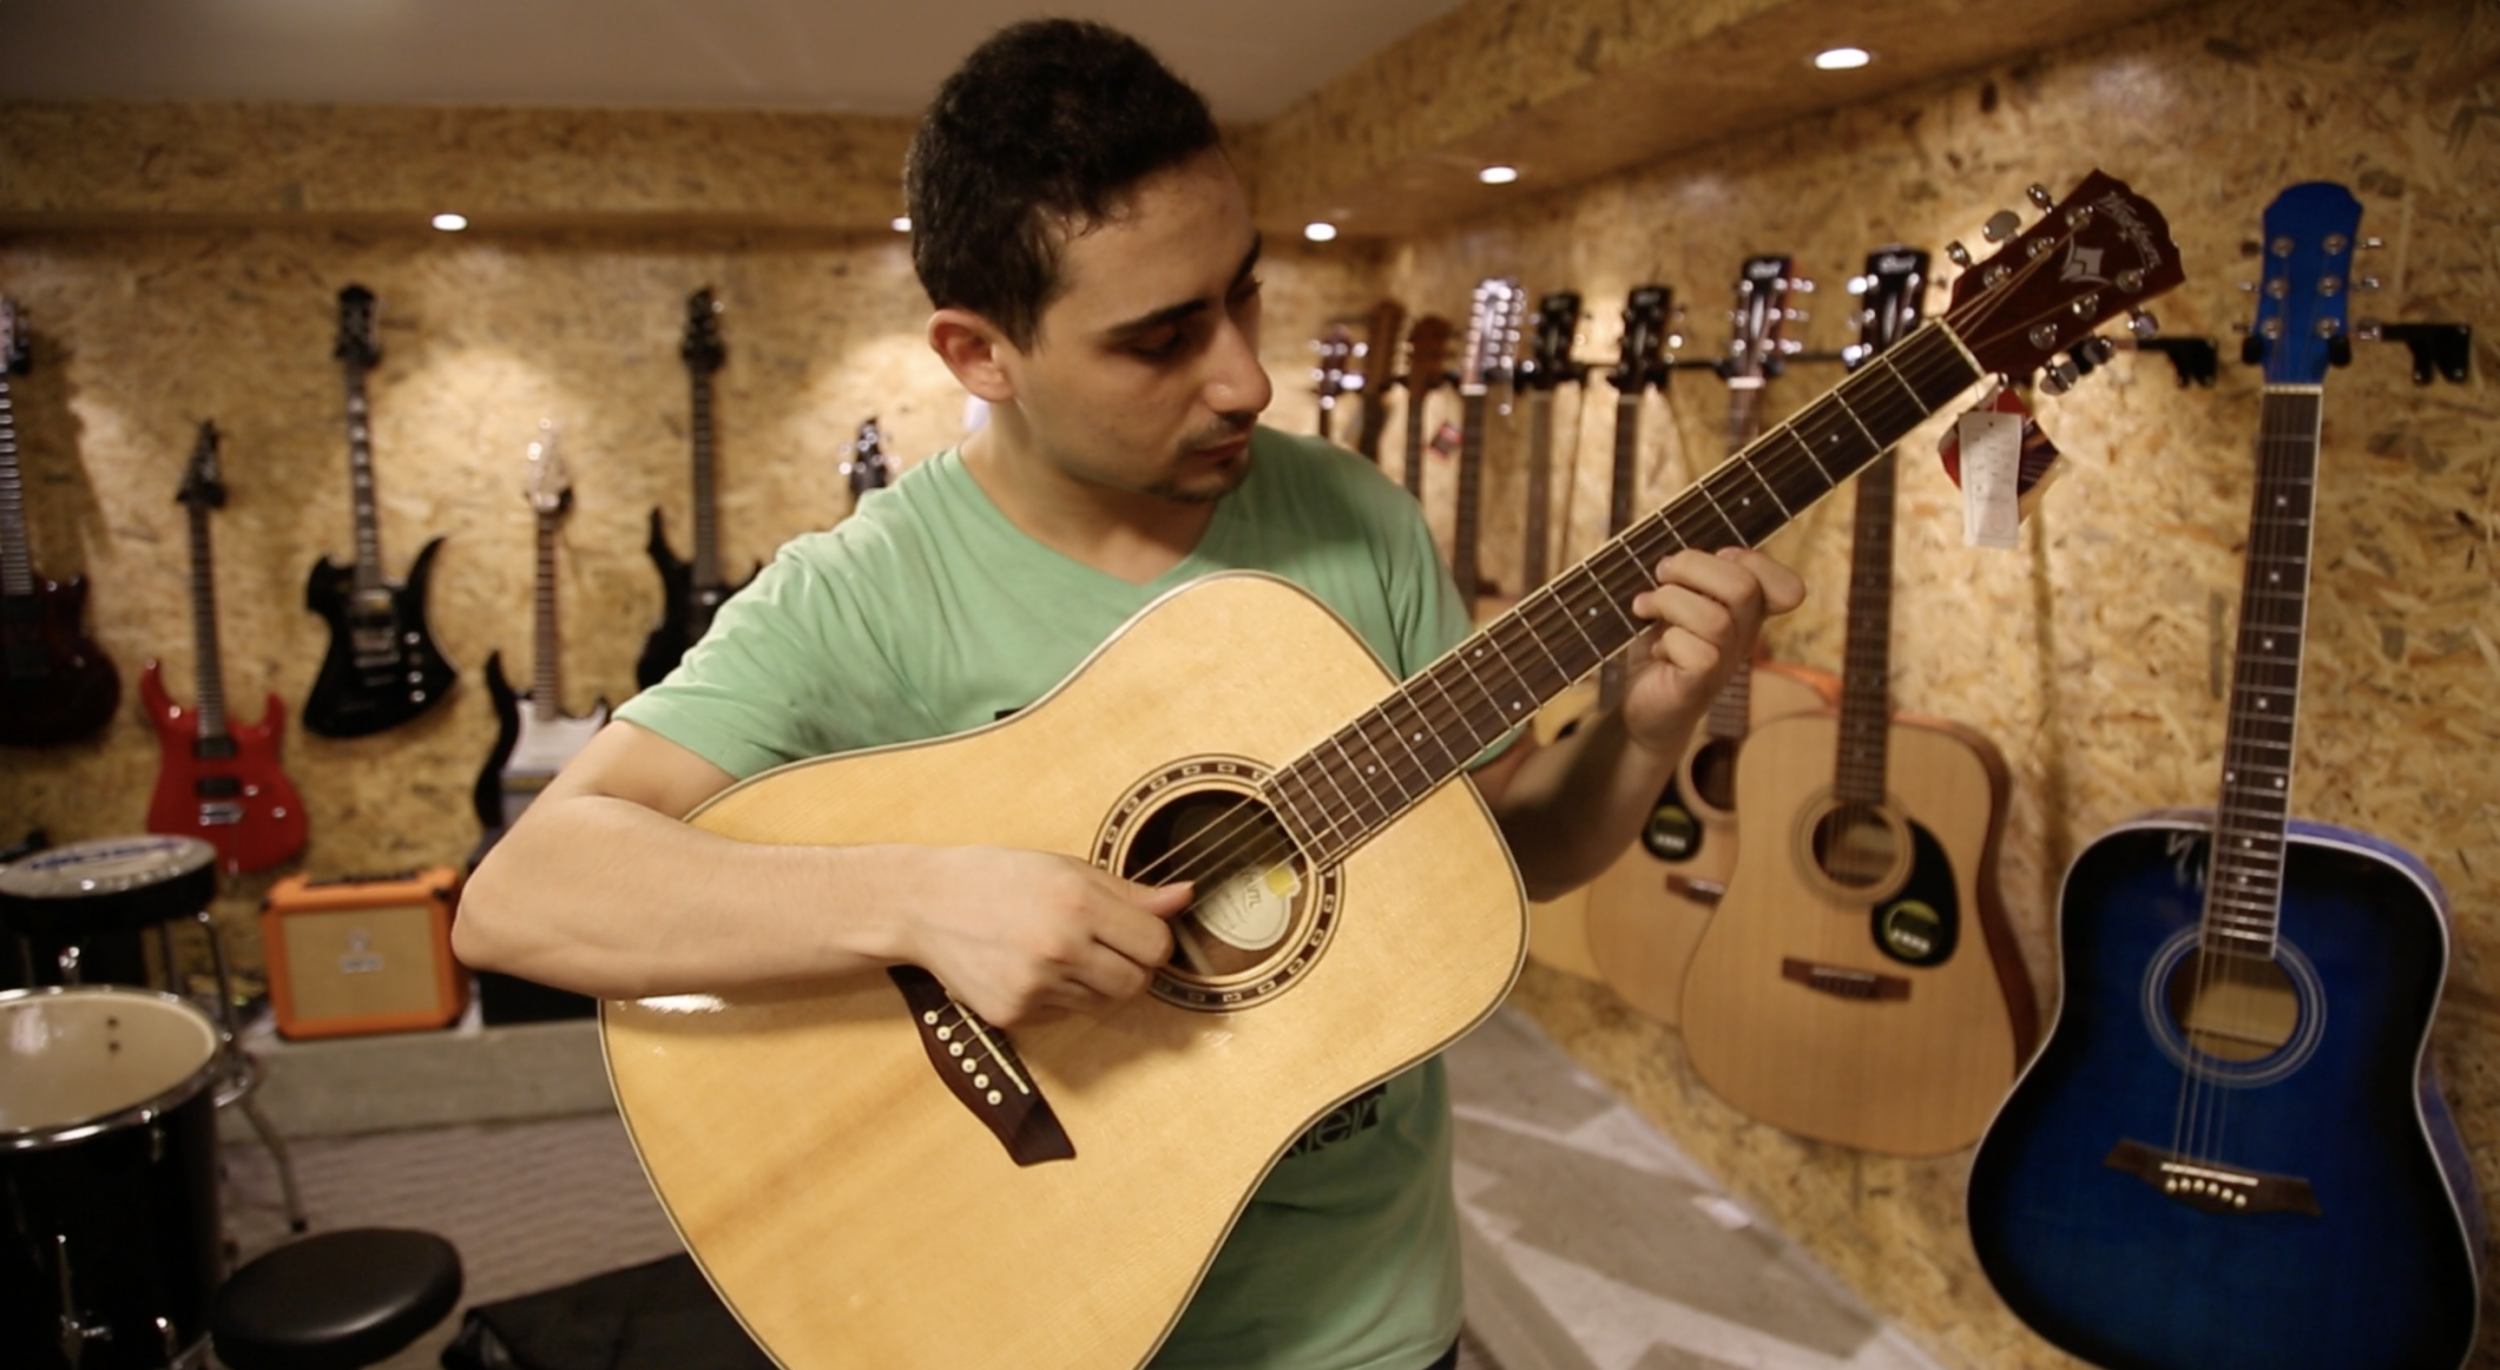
[891, 216, 912, 232]
[431, 212, 468, 231]
[1303, 222, 1340, 243]
[1813, 46, 1872, 71]
[1478, 165, 1520, 186]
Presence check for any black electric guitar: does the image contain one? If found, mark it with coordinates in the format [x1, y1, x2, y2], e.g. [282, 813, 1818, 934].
[1967, 181, 2483, 1370]
[301, 285, 457, 737]
[1681, 247, 2040, 1156]
[1453, 278, 1525, 617]
[1351, 300, 1406, 464]
[1396, 315, 1453, 502]
[842, 416, 892, 502]
[0, 298, 121, 746]
[475, 426, 610, 838]
[637, 288, 759, 689]
[601, 172, 2183, 1370]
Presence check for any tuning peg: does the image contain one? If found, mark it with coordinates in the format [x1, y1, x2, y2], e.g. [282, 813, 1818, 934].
[1846, 274, 1871, 296]
[2357, 276, 2384, 291]
[1790, 278, 1816, 294]
[2128, 309, 2160, 341]
[2077, 336, 2118, 370]
[2240, 334, 2266, 365]
[2328, 334, 2354, 368]
[1946, 241, 1973, 268]
[1783, 308, 1810, 322]
[2237, 281, 2257, 292]
[2041, 359, 2081, 395]
[1981, 210, 2022, 243]
[2026, 183, 2055, 210]
[2354, 319, 2385, 342]
[2359, 236, 2386, 251]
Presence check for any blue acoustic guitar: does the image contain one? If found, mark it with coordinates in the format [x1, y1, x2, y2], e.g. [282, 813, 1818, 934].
[1965, 182, 2485, 1370]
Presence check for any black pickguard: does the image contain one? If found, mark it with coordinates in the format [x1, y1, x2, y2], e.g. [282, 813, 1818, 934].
[634, 509, 756, 690]
[302, 537, 458, 737]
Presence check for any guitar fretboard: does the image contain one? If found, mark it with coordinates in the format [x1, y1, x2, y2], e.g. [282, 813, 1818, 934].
[1833, 451, 1899, 805]
[1595, 388, 1642, 709]
[1520, 390, 1555, 592]
[1263, 323, 1979, 866]
[0, 377, 31, 599]
[532, 506, 565, 724]
[1452, 389, 1491, 611]
[341, 364, 388, 593]
[186, 498, 231, 742]
[690, 368, 721, 599]
[2202, 389, 2321, 956]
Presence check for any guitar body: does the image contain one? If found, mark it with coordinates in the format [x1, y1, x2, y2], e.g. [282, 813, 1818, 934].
[0, 575, 120, 746]
[474, 651, 609, 832]
[139, 661, 307, 875]
[1679, 710, 2032, 1154]
[635, 510, 756, 689]
[1967, 813, 2483, 1370]
[301, 537, 458, 737]
[604, 573, 1526, 1370]
[1583, 661, 1837, 1023]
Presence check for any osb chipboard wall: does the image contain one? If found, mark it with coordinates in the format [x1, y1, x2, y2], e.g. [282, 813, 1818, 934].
[0, 220, 1376, 972]
[1362, 0, 2496, 1364]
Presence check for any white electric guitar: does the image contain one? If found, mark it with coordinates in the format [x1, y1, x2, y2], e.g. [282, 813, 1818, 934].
[473, 423, 609, 837]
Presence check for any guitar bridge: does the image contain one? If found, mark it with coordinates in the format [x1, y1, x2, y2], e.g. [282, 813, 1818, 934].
[1780, 957, 1909, 1001]
[2103, 1138, 2320, 1216]
[889, 967, 1074, 1167]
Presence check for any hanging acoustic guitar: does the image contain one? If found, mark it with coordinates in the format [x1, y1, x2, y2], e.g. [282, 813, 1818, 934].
[1965, 180, 2483, 1370]
[602, 172, 2184, 1370]
[0, 297, 121, 746]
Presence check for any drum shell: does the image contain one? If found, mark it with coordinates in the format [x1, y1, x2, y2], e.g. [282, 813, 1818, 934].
[1, 989, 224, 1369]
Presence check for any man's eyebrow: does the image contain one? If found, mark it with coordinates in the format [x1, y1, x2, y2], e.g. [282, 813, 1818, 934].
[1101, 236, 1265, 341]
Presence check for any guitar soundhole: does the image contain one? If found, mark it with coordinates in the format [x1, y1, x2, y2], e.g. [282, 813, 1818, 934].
[1811, 804, 1899, 892]
[1687, 738, 1739, 814]
[2164, 948, 2300, 1063]
[1639, 777, 1700, 861]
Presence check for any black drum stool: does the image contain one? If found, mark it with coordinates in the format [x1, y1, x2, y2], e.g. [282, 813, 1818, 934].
[210, 1229, 461, 1370]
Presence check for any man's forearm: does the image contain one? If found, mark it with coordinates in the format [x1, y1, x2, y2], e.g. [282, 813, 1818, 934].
[1486, 702, 1687, 901]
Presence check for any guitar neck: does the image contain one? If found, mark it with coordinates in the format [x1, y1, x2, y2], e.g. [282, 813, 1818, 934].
[1596, 390, 1641, 709]
[1708, 379, 1771, 726]
[1265, 323, 1979, 866]
[2204, 388, 2321, 956]
[1520, 390, 1555, 592]
[1452, 389, 1490, 608]
[690, 370, 722, 593]
[0, 375, 32, 598]
[187, 499, 230, 740]
[532, 508, 563, 722]
[1402, 389, 1430, 499]
[341, 363, 387, 592]
[1833, 451, 1899, 802]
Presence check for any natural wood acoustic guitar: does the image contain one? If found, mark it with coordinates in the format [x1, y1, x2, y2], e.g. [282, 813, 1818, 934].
[601, 172, 2181, 1370]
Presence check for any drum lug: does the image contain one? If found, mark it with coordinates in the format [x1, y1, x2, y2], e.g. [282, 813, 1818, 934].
[55, 1232, 114, 1367]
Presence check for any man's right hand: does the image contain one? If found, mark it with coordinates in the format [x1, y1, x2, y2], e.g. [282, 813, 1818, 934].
[890, 847, 1192, 1026]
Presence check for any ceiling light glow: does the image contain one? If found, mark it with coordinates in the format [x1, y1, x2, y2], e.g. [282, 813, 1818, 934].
[1813, 46, 1872, 71]
[1303, 221, 1338, 243]
[891, 216, 912, 232]
[431, 213, 468, 231]
[1478, 165, 1520, 185]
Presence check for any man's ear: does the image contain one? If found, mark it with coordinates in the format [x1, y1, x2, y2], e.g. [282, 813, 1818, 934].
[928, 308, 1019, 403]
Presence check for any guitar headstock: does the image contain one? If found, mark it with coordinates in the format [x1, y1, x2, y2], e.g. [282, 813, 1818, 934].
[1942, 170, 2184, 378]
[1517, 291, 1584, 392]
[334, 285, 381, 370]
[1313, 325, 1353, 407]
[1403, 315, 1455, 393]
[177, 420, 226, 510]
[2246, 182, 2362, 386]
[683, 287, 727, 375]
[842, 415, 891, 497]
[1, 298, 29, 376]
[1357, 299, 1407, 391]
[1845, 246, 1931, 367]
[1720, 255, 1802, 381]
[1608, 285, 1672, 393]
[1461, 278, 1525, 394]
[524, 420, 573, 517]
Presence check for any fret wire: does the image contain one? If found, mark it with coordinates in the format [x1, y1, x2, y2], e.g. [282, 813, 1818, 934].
[1352, 707, 1432, 801]
[1322, 734, 1395, 831]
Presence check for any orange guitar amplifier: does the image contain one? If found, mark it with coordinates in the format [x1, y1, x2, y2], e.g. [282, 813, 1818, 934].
[262, 867, 466, 1040]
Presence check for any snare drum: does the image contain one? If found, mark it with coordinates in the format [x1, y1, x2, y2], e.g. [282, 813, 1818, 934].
[1, 986, 225, 1369]
[0, 837, 218, 990]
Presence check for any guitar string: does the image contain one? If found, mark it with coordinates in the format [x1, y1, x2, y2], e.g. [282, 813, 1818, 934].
[1111, 291, 2063, 919]
[1113, 263, 2095, 908]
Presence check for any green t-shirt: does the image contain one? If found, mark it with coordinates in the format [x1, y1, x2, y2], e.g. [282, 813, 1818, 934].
[618, 425, 1477, 1370]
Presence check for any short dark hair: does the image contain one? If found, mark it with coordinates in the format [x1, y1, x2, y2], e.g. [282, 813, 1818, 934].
[906, 20, 1222, 348]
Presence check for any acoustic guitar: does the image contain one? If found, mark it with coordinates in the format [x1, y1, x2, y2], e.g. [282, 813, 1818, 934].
[144, 422, 308, 876]
[302, 285, 459, 738]
[0, 297, 121, 746]
[1680, 247, 2040, 1155]
[1351, 299, 1407, 464]
[1395, 314, 1453, 502]
[1965, 181, 2484, 1370]
[474, 425, 610, 839]
[601, 172, 2182, 1370]
[1311, 323, 1352, 444]
[1450, 278, 1525, 616]
[1582, 264, 1841, 1024]
[637, 288, 759, 689]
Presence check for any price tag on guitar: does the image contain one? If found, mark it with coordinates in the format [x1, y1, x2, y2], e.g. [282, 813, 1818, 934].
[1937, 380, 2063, 548]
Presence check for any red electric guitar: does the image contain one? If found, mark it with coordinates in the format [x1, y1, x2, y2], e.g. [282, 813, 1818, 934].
[143, 422, 308, 875]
